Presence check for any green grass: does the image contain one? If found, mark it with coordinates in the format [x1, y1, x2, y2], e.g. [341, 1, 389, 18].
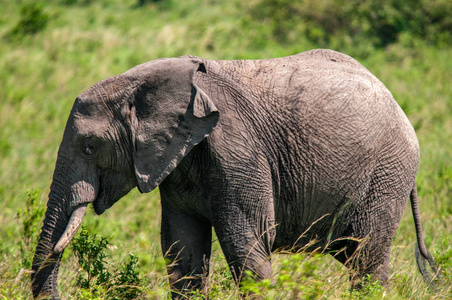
[1, 0, 451, 299]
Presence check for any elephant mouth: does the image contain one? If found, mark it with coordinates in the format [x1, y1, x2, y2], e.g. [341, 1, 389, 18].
[92, 183, 135, 215]
[93, 198, 108, 215]
[92, 194, 116, 215]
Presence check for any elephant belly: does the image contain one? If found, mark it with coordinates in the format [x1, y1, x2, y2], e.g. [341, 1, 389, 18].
[271, 186, 354, 253]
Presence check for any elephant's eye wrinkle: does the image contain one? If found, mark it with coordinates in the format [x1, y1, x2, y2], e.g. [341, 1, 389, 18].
[81, 139, 95, 156]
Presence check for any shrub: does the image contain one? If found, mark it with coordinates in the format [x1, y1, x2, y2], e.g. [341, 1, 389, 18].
[72, 228, 142, 299]
[72, 229, 111, 290]
[239, 253, 325, 299]
[16, 188, 45, 269]
[434, 235, 452, 283]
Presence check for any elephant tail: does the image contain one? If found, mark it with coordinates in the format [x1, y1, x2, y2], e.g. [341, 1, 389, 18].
[410, 184, 440, 289]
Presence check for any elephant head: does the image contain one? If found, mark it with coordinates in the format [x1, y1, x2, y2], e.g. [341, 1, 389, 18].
[31, 58, 219, 299]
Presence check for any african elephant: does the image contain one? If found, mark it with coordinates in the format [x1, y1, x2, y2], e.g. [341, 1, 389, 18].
[31, 49, 437, 299]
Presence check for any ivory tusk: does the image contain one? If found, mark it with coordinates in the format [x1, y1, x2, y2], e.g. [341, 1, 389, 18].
[53, 204, 88, 254]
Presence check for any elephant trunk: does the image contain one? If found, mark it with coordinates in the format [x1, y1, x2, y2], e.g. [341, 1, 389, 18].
[31, 167, 97, 299]
[31, 188, 68, 299]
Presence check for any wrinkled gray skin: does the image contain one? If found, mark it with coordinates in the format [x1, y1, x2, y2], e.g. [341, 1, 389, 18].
[32, 49, 436, 299]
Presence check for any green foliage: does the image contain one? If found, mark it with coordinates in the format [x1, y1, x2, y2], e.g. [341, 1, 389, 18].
[434, 235, 452, 283]
[16, 188, 45, 269]
[72, 228, 142, 299]
[110, 254, 142, 300]
[0, 188, 45, 299]
[72, 228, 111, 290]
[8, 2, 49, 38]
[248, 0, 452, 50]
[239, 253, 326, 299]
[343, 275, 384, 299]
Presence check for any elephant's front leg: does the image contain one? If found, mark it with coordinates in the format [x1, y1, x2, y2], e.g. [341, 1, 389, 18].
[161, 208, 212, 299]
[213, 193, 276, 289]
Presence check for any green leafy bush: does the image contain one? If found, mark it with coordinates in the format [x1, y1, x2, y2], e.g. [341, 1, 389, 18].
[110, 254, 142, 300]
[16, 188, 45, 269]
[434, 235, 452, 283]
[72, 228, 142, 299]
[239, 253, 325, 299]
[72, 229, 111, 290]
[343, 274, 384, 299]
[0, 188, 46, 299]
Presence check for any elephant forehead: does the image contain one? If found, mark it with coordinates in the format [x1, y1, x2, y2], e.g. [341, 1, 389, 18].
[72, 114, 111, 137]
[71, 94, 115, 135]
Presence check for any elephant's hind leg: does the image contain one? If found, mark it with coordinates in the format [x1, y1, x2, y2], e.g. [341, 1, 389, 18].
[329, 234, 392, 288]
[329, 180, 411, 287]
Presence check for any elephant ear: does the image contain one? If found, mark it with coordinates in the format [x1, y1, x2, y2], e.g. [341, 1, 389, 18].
[124, 58, 219, 193]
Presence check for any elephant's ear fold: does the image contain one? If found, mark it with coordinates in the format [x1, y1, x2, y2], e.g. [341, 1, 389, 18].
[193, 83, 218, 118]
[127, 59, 219, 193]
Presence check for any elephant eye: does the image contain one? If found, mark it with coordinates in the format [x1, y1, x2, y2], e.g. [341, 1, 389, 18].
[81, 139, 95, 156]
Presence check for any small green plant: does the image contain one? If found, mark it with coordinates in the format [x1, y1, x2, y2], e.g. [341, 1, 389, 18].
[343, 274, 384, 299]
[16, 188, 45, 269]
[72, 228, 142, 299]
[72, 228, 111, 290]
[109, 254, 142, 300]
[435, 235, 452, 283]
[238, 253, 325, 299]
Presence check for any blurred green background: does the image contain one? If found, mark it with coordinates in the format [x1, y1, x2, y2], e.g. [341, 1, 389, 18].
[1, 0, 451, 298]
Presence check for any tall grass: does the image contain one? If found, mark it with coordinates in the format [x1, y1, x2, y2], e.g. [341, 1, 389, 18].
[1, 0, 451, 298]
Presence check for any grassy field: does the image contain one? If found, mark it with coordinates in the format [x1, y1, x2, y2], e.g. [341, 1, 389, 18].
[1, 0, 451, 299]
